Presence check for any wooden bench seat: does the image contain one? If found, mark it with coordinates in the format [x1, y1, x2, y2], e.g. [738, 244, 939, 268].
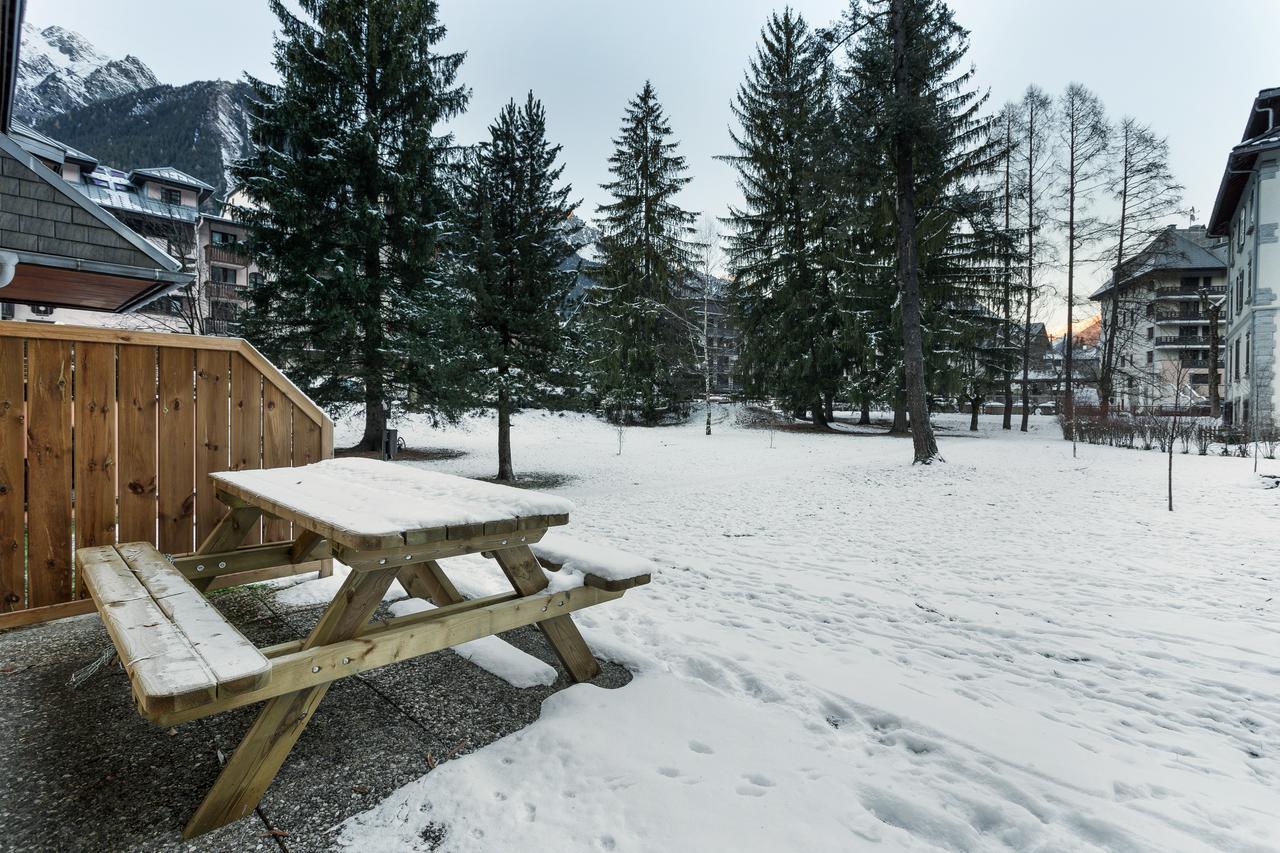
[76, 542, 271, 722]
[528, 533, 655, 592]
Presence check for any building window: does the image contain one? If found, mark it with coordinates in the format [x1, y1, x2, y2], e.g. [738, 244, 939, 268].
[161, 187, 182, 205]
[211, 230, 239, 245]
[211, 266, 237, 285]
[248, 271, 264, 288]
[1237, 272, 1244, 311]
[1245, 332, 1251, 376]
[1234, 340, 1241, 381]
[1146, 326, 1153, 339]
[1145, 351, 1153, 365]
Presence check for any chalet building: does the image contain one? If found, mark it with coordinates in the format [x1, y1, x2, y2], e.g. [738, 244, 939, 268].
[1208, 86, 1280, 432]
[2, 122, 256, 334]
[1, 0, 190, 314]
[1089, 225, 1228, 414]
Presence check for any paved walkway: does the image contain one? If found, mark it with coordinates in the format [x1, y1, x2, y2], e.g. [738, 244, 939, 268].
[0, 582, 630, 852]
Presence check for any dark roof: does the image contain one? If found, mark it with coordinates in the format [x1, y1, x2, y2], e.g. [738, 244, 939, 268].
[1089, 226, 1227, 299]
[0, 0, 22, 132]
[1208, 87, 1280, 237]
[129, 166, 214, 200]
[9, 121, 97, 168]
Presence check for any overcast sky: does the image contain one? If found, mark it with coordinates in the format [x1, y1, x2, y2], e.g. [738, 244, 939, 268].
[26, 0, 1280, 326]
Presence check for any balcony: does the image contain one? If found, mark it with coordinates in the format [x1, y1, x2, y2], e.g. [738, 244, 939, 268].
[1153, 307, 1210, 323]
[205, 243, 248, 266]
[207, 283, 246, 301]
[1154, 335, 1214, 348]
[1154, 284, 1224, 299]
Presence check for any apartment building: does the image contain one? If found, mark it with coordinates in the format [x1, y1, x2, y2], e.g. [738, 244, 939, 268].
[1089, 225, 1228, 414]
[1, 123, 255, 334]
[1208, 86, 1280, 431]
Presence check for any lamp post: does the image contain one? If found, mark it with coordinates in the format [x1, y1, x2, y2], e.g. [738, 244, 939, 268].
[1198, 283, 1221, 419]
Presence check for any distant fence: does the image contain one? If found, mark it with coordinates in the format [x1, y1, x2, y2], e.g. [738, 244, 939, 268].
[0, 321, 333, 629]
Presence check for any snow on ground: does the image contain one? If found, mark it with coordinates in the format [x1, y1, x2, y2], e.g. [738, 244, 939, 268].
[325, 407, 1279, 852]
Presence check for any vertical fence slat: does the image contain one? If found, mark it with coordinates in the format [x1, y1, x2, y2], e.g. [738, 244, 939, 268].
[0, 338, 24, 612]
[230, 354, 263, 545]
[158, 348, 196, 554]
[117, 345, 158, 544]
[195, 349, 230, 546]
[295, 414, 322, 466]
[26, 340, 72, 607]
[262, 383, 292, 542]
[73, 343, 117, 598]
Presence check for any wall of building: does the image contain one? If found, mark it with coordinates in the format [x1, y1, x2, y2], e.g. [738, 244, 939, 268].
[1224, 153, 1280, 430]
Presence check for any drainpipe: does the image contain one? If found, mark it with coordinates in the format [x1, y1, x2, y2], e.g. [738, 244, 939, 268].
[0, 250, 16, 288]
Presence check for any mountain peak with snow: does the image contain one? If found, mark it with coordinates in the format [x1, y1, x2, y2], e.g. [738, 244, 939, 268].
[15, 22, 159, 124]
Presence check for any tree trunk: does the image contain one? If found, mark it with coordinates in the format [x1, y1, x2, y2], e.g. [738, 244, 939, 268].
[891, 389, 908, 434]
[1020, 293, 1032, 432]
[892, 0, 940, 463]
[1207, 304, 1221, 418]
[497, 382, 514, 481]
[970, 398, 981, 431]
[823, 391, 835, 424]
[360, 391, 386, 452]
[1001, 116, 1014, 431]
[859, 397, 871, 425]
[812, 398, 828, 429]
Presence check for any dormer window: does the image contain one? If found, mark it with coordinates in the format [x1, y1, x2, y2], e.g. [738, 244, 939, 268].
[161, 187, 182, 205]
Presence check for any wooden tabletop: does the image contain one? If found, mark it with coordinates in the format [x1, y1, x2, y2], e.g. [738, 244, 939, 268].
[210, 458, 573, 550]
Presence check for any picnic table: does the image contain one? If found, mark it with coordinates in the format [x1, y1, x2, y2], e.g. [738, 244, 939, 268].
[74, 458, 651, 838]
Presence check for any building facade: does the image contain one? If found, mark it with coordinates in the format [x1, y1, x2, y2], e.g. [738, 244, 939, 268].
[2, 123, 254, 333]
[1090, 225, 1227, 414]
[1208, 87, 1280, 432]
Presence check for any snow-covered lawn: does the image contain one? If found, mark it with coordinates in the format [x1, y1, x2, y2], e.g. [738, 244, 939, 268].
[321, 408, 1278, 852]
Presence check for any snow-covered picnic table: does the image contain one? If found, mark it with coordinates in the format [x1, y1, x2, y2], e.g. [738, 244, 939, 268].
[74, 457, 651, 839]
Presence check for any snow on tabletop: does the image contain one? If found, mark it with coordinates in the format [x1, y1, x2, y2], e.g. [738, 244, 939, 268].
[328, 408, 1280, 852]
[210, 457, 574, 537]
[530, 530, 657, 582]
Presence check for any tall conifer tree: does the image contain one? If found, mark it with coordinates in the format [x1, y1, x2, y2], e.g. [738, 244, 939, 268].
[591, 82, 700, 423]
[456, 94, 577, 481]
[722, 10, 844, 427]
[234, 0, 469, 450]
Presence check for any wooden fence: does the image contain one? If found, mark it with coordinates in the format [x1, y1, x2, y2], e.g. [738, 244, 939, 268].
[0, 320, 333, 630]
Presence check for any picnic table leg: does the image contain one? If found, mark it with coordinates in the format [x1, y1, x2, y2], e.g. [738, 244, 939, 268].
[183, 565, 400, 838]
[492, 545, 601, 683]
[189, 505, 263, 593]
[397, 559, 464, 606]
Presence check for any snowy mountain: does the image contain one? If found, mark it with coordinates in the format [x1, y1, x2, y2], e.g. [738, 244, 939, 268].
[36, 80, 254, 200]
[14, 23, 158, 124]
[15, 22, 252, 202]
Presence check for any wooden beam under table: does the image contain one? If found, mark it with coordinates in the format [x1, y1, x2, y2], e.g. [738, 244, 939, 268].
[183, 565, 401, 838]
[492, 545, 602, 683]
[158, 584, 623, 727]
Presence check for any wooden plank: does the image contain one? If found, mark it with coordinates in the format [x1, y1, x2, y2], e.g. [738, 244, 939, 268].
[72, 343, 116, 602]
[0, 337, 23, 612]
[117, 345, 157, 544]
[229, 354, 262, 546]
[161, 585, 622, 727]
[191, 505, 264, 595]
[194, 350, 230, 545]
[0, 598, 96, 630]
[172, 538, 326, 580]
[261, 382, 291, 543]
[584, 572, 652, 593]
[183, 566, 400, 838]
[26, 339, 73, 608]
[330, 528, 546, 570]
[78, 545, 217, 718]
[158, 348, 196, 555]
[117, 542, 270, 694]
[492, 545, 601, 682]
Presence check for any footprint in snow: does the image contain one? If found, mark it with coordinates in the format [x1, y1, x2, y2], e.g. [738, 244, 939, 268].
[688, 740, 714, 754]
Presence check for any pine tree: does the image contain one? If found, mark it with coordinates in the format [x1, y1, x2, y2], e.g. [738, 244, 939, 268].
[233, 0, 469, 450]
[591, 82, 700, 424]
[455, 93, 577, 481]
[842, 0, 992, 462]
[722, 10, 845, 427]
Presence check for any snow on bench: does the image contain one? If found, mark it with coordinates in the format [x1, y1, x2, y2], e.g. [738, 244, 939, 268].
[529, 531, 656, 592]
[77, 543, 271, 721]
